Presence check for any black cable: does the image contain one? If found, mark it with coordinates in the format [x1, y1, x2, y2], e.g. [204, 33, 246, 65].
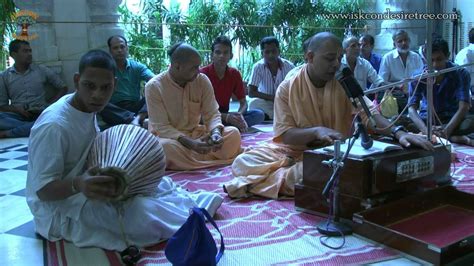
[318, 117, 359, 250]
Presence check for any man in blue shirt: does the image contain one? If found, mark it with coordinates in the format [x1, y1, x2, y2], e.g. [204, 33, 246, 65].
[99, 35, 154, 127]
[359, 34, 382, 90]
[408, 38, 474, 146]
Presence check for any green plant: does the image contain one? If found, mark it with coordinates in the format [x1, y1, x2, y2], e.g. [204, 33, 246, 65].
[118, 0, 166, 74]
[119, 0, 365, 80]
[163, 3, 188, 45]
[221, 0, 270, 79]
[186, 0, 227, 63]
[0, 0, 16, 70]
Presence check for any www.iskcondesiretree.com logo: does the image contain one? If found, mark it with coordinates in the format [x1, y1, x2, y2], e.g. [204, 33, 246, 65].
[12, 10, 39, 41]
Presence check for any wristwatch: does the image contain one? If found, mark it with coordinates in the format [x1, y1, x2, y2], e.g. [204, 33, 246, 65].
[391, 125, 407, 139]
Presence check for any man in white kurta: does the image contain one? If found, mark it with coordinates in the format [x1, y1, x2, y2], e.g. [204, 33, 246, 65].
[145, 43, 241, 170]
[26, 50, 223, 251]
[341, 36, 384, 101]
[341, 55, 383, 90]
[379, 30, 424, 115]
[454, 28, 474, 106]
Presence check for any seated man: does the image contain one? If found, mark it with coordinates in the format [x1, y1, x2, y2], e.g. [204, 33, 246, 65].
[224, 32, 433, 199]
[145, 42, 241, 170]
[200, 36, 265, 132]
[27, 50, 222, 251]
[341, 36, 384, 100]
[248, 36, 295, 120]
[359, 34, 382, 74]
[379, 30, 424, 115]
[99, 35, 154, 127]
[454, 28, 474, 111]
[0, 39, 67, 138]
[408, 38, 474, 146]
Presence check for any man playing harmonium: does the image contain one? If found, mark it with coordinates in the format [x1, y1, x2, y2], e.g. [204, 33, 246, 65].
[26, 50, 223, 252]
[145, 42, 242, 170]
[224, 32, 434, 199]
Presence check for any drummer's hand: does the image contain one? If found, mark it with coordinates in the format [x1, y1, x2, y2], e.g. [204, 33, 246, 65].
[75, 167, 122, 200]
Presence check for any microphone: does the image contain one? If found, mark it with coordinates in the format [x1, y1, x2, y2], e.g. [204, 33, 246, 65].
[356, 118, 373, 149]
[336, 67, 377, 128]
[337, 67, 374, 149]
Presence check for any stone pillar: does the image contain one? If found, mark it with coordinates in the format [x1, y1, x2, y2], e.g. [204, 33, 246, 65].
[13, 0, 124, 91]
[373, 0, 425, 55]
[455, 0, 474, 49]
[87, 0, 124, 50]
[53, 0, 90, 90]
[13, 0, 64, 98]
[14, 0, 59, 62]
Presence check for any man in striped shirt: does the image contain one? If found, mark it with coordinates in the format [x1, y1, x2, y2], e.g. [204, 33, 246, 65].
[248, 37, 295, 120]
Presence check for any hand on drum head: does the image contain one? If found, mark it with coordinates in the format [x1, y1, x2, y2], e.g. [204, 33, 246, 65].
[77, 167, 124, 201]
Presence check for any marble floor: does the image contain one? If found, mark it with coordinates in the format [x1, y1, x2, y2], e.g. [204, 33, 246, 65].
[0, 136, 424, 266]
[0, 138, 45, 266]
[2, 134, 473, 265]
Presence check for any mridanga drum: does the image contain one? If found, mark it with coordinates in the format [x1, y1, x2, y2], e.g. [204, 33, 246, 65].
[86, 124, 166, 201]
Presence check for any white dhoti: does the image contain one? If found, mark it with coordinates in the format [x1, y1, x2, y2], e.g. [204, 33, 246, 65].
[54, 176, 223, 251]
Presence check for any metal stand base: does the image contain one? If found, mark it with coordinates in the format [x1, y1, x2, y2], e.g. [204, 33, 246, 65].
[317, 220, 353, 237]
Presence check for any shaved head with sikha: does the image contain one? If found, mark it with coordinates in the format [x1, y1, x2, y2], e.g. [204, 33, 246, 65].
[168, 42, 202, 87]
[306, 32, 343, 87]
[169, 42, 200, 64]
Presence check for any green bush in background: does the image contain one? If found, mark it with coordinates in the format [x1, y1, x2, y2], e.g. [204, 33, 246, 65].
[1, 0, 365, 75]
[0, 0, 16, 71]
[119, 0, 365, 80]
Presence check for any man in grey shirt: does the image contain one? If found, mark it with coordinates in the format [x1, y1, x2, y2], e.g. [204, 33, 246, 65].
[0, 39, 67, 138]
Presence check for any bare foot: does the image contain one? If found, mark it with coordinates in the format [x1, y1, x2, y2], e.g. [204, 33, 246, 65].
[449, 135, 474, 146]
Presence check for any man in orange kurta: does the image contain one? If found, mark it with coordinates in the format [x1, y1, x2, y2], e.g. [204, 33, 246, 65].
[224, 32, 434, 199]
[145, 43, 241, 170]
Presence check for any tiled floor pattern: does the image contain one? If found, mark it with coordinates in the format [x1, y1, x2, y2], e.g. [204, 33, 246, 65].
[0, 138, 45, 266]
[1, 136, 472, 265]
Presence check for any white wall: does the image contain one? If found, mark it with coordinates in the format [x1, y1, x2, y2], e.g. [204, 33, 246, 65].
[13, 0, 124, 91]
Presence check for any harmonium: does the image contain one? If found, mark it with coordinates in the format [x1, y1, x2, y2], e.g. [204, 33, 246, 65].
[295, 142, 474, 264]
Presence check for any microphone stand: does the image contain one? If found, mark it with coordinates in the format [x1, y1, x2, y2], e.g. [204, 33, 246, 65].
[317, 119, 366, 236]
